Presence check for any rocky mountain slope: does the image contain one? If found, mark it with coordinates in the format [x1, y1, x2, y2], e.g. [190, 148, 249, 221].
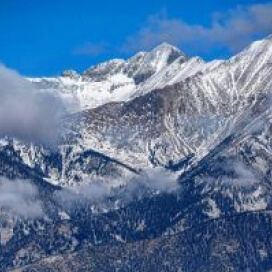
[1, 35, 272, 271]
[16, 34, 272, 188]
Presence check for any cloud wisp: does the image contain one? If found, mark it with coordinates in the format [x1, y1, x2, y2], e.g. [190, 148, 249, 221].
[0, 178, 44, 219]
[74, 42, 109, 57]
[0, 64, 65, 146]
[122, 3, 272, 56]
[222, 161, 260, 187]
[55, 168, 178, 210]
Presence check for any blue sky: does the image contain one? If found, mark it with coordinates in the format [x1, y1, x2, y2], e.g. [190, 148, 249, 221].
[0, 0, 272, 76]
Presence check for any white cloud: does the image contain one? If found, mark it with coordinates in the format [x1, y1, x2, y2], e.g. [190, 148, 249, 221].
[0, 64, 65, 146]
[122, 3, 272, 56]
[55, 168, 178, 208]
[131, 168, 178, 193]
[0, 178, 44, 219]
[219, 161, 259, 187]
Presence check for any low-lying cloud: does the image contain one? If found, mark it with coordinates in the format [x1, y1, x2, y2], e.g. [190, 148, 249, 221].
[202, 160, 260, 189]
[55, 168, 178, 210]
[0, 64, 65, 146]
[0, 177, 44, 219]
[122, 3, 272, 56]
[222, 161, 259, 187]
[132, 168, 178, 192]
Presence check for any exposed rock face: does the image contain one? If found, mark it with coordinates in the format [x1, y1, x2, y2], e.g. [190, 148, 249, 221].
[1, 36, 272, 271]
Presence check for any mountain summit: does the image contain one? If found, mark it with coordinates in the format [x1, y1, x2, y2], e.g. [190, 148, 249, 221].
[83, 42, 186, 84]
[29, 43, 189, 111]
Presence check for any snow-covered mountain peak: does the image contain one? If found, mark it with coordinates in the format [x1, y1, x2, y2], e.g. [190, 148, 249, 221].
[143, 42, 187, 71]
[29, 33, 272, 114]
[151, 42, 183, 55]
[124, 42, 187, 85]
[82, 43, 185, 84]
[231, 34, 272, 63]
[61, 69, 81, 80]
[28, 43, 192, 112]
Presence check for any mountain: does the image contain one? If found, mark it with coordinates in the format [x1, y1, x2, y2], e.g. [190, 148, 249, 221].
[22, 35, 272, 187]
[29, 43, 187, 112]
[1, 36, 272, 271]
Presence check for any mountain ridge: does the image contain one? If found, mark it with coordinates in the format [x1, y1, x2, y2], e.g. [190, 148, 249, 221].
[1, 35, 272, 271]
[19, 34, 272, 188]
